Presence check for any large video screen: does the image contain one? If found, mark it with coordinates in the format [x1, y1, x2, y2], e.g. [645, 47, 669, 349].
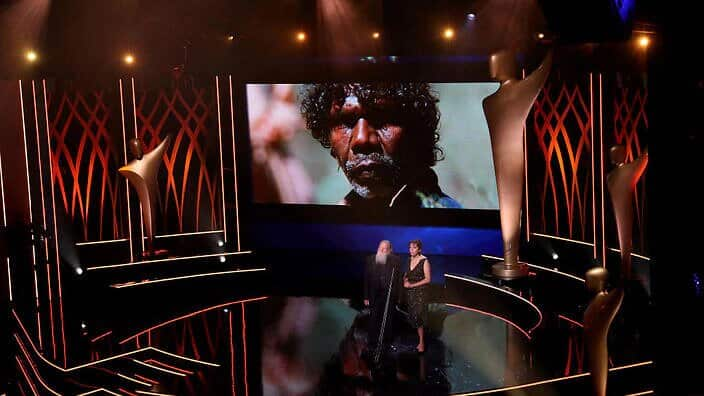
[246, 82, 499, 210]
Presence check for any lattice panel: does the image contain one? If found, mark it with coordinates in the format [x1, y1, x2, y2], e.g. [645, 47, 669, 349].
[47, 89, 126, 242]
[609, 83, 648, 253]
[528, 77, 594, 242]
[135, 86, 221, 234]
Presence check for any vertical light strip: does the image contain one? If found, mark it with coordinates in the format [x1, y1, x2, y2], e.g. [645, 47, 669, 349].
[241, 302, 248, 396]
[119, 79, 135, 262]
[20, 80, 43, 350]
[37, 81, 57, 358]
[30, 83, 43, 349]
[590, 73, 597, 259]
[31, 81, 49, 258]
[42, 79, 66, 366]
[228, 76, 241, 251]
[522, 68, 530, 242]
[215, 76, 228, 243]
[599, 74, 606, 266]
[131, 78, 145, 252]
[229, 309, 236, 396]
[1, 154, 13, 302]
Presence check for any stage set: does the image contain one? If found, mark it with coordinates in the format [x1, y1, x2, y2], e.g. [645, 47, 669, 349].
[1, 0, 699, 395]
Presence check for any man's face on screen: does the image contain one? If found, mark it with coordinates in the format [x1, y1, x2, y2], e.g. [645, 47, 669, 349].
[328, 94, 404, 199]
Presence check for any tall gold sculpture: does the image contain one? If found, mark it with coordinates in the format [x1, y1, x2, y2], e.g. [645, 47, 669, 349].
[483, 50, 552, 279]
[119, 135, 171, 258]
[606, 145, 648, 281]
[584, 267, 624, 396]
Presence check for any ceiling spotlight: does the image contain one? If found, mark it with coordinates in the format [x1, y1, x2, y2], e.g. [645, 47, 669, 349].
[372, 32, 380, 39]
[537, 32, 545, 39]
[227, 34, 235, 41]
[443, 28, 455, 40]
[123, 54, 135, 65]
[637, 35, 650, 49]
[80, 322, 87, 329]
[217, 240, 224, 247]
[76, 267, 84, 275]
[25, 50, 38, 63]
[552, 252, 559, 260]
[467, 13, 476, 21]
[219, 256, 226, 263]
[223, 308, 229, 313]
[296, 32, 306, 42]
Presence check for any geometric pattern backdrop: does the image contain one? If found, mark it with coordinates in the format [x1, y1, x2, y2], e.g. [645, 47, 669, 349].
[527, 74, 594, 243]
[135, 84, 221, 234]
[47, 87, 127, 242]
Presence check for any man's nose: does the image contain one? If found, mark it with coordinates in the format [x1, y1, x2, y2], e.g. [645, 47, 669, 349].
[350, 118, 381, 154]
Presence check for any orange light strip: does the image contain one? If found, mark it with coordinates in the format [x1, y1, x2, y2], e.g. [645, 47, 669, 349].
[1, 153, 13, 302]
[557, 314, 584, 328]
[590, 73, 597, 259]
[131, 78, 145, 253]
[530, 232, 594, 246]
[624, 391, 654, 396]
[15, 357, 41, 396]
[453, 360, 653, 395]
[153, 230, 224, 239]
[86, 250, 253, 271]
[135, 391, 176, 396]
[149, 347, 220, 367]
[14, 336, 62, 395]
[241, 302, 249, 396]
[216, 76, 228, 243]
[119, 296, 268, 344]
[119, 79, 135, 262]
[228, 75, 241, 251]
[110, 268, 266, 289]
[445, 303, 531, 339]
[118, 388, 138, 396]
[607, 248, 651, 261]
[144, 359, 193, 375]
[42, 79, 66, 366]
[90, 330, 113, 343]
[444, 273, 543, 332]
[134, 374, 160, 385]
[34, 81, 57, 358]
[20, 80, 43, 350]
[229, 310, 236, 396]
[76, 239, 128, 246]
[117, 373, 152, 387]
[132, 359, 186, 376]
[599, 73, 606, 266]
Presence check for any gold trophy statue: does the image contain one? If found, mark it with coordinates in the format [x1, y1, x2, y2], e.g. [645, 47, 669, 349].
[482, 50, 552, 279]
[606, 145, 648, 281]
[119, 135, 171, 258]
[583, 267, 624, 396]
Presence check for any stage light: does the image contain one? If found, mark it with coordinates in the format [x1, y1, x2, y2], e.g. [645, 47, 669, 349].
[25, 50, 38, 63]
[223, 308, 229, 313]
[80, 322, 86, 329]
[76, 267, 84, 275]
[552, 252, 559, 260]
[217, 240, 224, 247]
[372, 32, 380, 39]
[296, 32, 306, 42]
[227, 34, 235, 41]
[443, 28, 455, 40]
[637, 35, 650, 49]
[123, 54, 135, 65]
[467, 13, 476, 21]
[537, 32, 545, 39]
[219, 256, 226, 263]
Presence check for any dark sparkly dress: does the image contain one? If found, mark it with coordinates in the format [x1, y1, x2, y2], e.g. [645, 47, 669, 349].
[405, 258, 428, 328]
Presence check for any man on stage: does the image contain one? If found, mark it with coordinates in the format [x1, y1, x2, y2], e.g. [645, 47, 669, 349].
[363, 240, 402, 368]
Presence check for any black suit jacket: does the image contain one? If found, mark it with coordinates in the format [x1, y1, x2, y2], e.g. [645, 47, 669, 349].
[364, 254, 402, 305]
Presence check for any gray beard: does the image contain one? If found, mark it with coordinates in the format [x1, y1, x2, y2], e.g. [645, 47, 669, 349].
[344, 153, 400, 199]
[375, 252, 388, 265]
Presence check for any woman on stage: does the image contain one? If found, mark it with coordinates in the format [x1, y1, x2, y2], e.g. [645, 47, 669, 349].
[404, 239, 431, 353]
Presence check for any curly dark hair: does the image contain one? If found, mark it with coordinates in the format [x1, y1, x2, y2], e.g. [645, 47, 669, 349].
[299, 83, 444, 169]
[409, 239, 423, 250]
